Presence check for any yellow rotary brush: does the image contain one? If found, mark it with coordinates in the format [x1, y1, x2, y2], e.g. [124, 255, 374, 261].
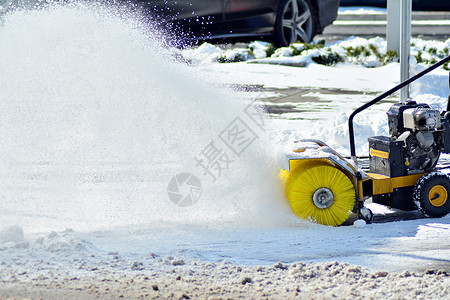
[286, 162, 355, 226]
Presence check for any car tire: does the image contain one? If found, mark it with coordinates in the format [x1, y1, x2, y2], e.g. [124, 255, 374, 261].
[274, 0, 317, 47]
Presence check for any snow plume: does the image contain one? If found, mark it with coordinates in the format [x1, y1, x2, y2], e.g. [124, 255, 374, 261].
[0, 1, 293, 233]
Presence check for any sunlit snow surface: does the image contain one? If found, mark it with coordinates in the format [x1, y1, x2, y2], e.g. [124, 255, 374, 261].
[0, 1, 449, 275]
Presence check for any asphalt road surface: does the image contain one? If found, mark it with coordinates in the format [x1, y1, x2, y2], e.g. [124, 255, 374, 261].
[317, 11, 450, 42]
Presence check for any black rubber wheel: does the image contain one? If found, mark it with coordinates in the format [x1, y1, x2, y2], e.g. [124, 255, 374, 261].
[413, 172, 450, 218]
[274, 0, 317, 47]
[358, 207, 373, 223]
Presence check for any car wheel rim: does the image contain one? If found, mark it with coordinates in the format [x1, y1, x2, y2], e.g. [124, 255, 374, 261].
[281, 0, 313, 44]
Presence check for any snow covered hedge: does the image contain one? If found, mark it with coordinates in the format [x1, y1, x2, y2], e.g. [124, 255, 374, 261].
[177, 37, 450, 70]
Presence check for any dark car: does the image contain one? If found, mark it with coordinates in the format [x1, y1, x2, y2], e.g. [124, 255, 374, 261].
[1, 0, 339, 46]
[339, 0, 450, 11]
[137, 0, 340, 46]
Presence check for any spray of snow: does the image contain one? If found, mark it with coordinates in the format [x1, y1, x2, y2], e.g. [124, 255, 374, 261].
[0, 1, 296, 233]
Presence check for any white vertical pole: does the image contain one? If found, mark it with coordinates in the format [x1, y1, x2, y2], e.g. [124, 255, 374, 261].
[387, 0, 400, 54]
[400, 0, 412, 103]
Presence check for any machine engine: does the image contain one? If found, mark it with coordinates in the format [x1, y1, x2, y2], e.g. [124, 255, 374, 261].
[369, 101, 450, 177]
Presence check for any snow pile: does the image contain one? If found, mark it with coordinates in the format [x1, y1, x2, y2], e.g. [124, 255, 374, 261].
[217, 47, 255, 63]
[411, 38, 450, 66]
[249, 40, 275, 59]
[0, 227, 94, 254]
[410, 57, 450, 101]
[0, 226, 24, 243]
[178, 36, 450, 71]
[179, 40, 275, 64]
[1, 229, 448, 299]
[272, 104, 392, 157]
[313, 112, 381, 154]
[277, 139, 357, 176]
[175, 42, 224, 64]
[353, 219, 366, 228]
[34, 229, 95, 253]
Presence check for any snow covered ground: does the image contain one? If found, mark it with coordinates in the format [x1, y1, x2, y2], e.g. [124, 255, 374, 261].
[0, 2, 449, 298]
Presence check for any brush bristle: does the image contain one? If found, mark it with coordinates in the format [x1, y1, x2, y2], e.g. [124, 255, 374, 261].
[286, 163, 355, 226]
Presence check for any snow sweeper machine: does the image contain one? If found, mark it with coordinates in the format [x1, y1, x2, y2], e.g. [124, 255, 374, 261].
[280, 55, 450, 226]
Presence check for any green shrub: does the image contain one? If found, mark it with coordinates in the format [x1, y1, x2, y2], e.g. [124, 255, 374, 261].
[290, 45, 303, 56]
[265, 44, 275, 57]
[218, 51, 251, 63]
[428, 47, 437, 55]
[414, 50, 423, 64]
[312, 53, 343, 66]
[383, 50, 398, 64]
[368, 43, 382, 60]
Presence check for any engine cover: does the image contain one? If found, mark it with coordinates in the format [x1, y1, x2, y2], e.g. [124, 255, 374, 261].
[403, 107, 441, 131]
[371, 101, 445, 177]
[387, 101, 424, 137]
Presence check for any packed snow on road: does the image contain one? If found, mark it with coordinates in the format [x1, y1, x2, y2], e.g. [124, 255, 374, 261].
[0, 2, 449, 299]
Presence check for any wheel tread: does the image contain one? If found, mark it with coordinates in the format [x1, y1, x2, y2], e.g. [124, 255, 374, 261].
[413, 172, 450, 218]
